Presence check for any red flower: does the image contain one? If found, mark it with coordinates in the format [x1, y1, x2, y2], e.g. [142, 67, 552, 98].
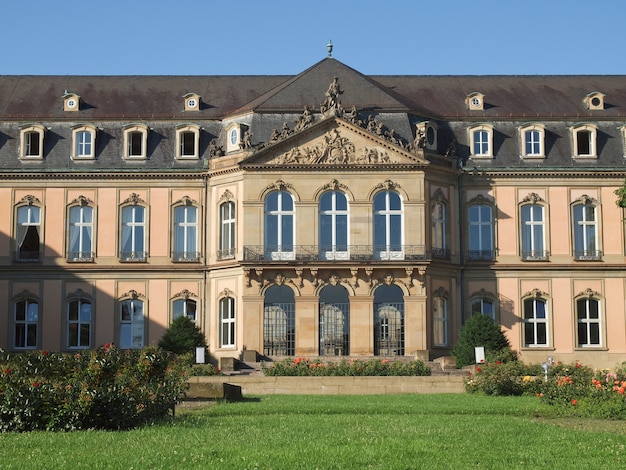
[575, 363, 580, 368]
[42, 351, 48, 356]
[495, 361, 502, 365]
[4, 368, 9, 374]
[476, 367, 482, 373]
[571, 399, 577, 405]
[33, 381, 39, 387]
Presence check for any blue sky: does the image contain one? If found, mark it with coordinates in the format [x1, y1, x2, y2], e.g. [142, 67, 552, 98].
[2, 0, 626, 76]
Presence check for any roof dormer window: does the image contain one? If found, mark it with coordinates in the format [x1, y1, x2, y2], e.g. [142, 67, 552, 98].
[123, 123, 149, 160]
[19, 124, 46, 160]
[468, 124, 493, 158]
[176, 123, 200, 159]
[571, 123, 597, 159]
[63, 91, 80, 112]
[71, 124, 97, 160]
[466, 92, 485, 111]
[583, 92, 605, 110]
[183, 93, 201, 111]
[226, 124, 241, 153]
[519, 123, 545, 159]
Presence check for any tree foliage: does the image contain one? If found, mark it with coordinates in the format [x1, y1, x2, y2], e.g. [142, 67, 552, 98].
[158, 316, 207, 357]
[451, 313, 513, 368]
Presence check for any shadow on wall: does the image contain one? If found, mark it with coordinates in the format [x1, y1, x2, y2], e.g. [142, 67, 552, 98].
[0, 228, 166, 352]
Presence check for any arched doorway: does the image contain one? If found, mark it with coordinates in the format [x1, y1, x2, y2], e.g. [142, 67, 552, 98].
[374, 284, 404, 356]
[263, 285, 295, 356]
[319, 284, 349, 356]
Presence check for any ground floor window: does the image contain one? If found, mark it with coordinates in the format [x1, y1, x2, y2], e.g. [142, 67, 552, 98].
[264, 285, 295, 356]
[319, 285, 350, 356]
[120, 298, 144, 349]
[15, 299, 38, 348]
[374, 284, 404, 356]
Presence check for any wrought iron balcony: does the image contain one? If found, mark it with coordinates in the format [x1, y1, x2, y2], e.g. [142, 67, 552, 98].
[119, 251, 147, 262]
[172, 251, 200, 262]
[431, 247, 451, 259]
[243, 245, 428, 262]
[217, 248, 236, 260]
[67, 251, 95, 262]
[14, 251, 40, 262]
[574, 250, 602, 261]
[467, 250, 496, 261]
[521, 250, 549, 261]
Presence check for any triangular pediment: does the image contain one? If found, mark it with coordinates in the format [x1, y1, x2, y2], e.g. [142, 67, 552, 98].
[240, 116, 429, 168]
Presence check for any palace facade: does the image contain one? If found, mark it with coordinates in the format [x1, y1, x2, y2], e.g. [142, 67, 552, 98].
[1, 57, 626, 369]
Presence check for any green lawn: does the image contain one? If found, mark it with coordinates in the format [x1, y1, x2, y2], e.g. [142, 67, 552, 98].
[1, 394, 625, 469]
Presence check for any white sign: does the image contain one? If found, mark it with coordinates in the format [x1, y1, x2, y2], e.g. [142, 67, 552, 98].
[475, 346, 485, 364]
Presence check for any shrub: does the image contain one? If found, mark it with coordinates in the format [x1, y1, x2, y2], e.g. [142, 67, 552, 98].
[464, 361, 542, 396]
[0, 345, 190, 432]
[190, 363, 221, 376]
[451, 313, 513, 368]
[158, 316, 207, 357]
[262, 358, 431, 376]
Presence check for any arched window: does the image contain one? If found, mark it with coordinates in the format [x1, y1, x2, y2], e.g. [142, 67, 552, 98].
[67, 298, 92, 349]
[264, 191, 295, 260]
[319, 191, 348, 260]
[431, 200, 448, 258]
[264, 285, 295, 356]
[470, 297, 495, 321]
[572, 200, 600, 260]
[220, 297, 236, 348]
[319, 285, 349, 356]
[374, 284, 404, 356]
[373, 190, 403, 260]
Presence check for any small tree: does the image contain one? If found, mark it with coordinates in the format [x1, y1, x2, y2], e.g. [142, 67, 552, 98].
[451, 313, 513, 368]
[158, 316, 207, 357]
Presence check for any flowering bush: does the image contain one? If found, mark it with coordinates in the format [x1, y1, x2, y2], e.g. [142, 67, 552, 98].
[261, 358, 430, 376]
[464, 361, 542, 396]
[0, 345, 190, 432]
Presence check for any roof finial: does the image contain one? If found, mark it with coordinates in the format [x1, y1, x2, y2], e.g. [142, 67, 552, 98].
[327, 40, 333, 58]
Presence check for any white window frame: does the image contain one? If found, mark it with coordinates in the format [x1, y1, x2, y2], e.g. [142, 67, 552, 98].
[123, 124, 149, 160]
[173, 204, 199, 262]
[71, 124, 97, 160]
[219, 201, 236, 259]
[520, 203, 546, 260]
[176, 123, 200, 159]
[173, 298, 197, 322]
[16, 204, 41, 262]
[13, 298, 39, 349]
[264, 191, 295, 260]
[571, 124, 597, 158]
[68, 204, 94, 261]
[319, 191, 349, 260]
[227, 125, 240, 152]
[467, 203, 494, 260]
[572, 200, 600, 260]
[120, 205, 147, 261]
[470, 298, 495, 322]
[519, 124, 545, 158]
[373, 190, 404, 260]
[431, 200, 447, 255]
[19, 124, 45, 159]
[119, 297, 145, 349]
[67, 297, 92, 349]
[576, 297, 602, 348]
[469, 124, 493, 158]
[220, 297, 236, 348]
[523, 297, 548, 347]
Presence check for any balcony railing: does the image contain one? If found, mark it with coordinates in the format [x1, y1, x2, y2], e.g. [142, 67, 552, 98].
[431, 247, 451, 259]
[467, 250, 496, 261]
[172, 251, 200, 262]
[521, 250, 549, 261]
[67, 251, 95, 262]
[217, 248, 236, 260]
[119, 251, 147, 262]
[15, 251, 40, 262]
[243, 245, 428, 262]
[574, 250, 602, 261]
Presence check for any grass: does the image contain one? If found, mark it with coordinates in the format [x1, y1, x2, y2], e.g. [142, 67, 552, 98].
[1, 394, 625, 469]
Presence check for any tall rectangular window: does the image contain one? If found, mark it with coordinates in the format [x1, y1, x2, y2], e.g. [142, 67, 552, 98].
[75, 131, 92, 157]
[127, 132, 143, 157]
[14, 299, 38, 349]
[319, 191, 349, 259]
[120, 299, 144, 349]
[68, 205, 94, 261]
[473, 130, 489, 156]
[431, 201, 447, 257]
[433, 297, 448, 346]
[16, 205, 41, 261]
[525, 130, 541, 155]
[180, 132, 195, 156]
[173, 205, 198, 261]
[220, 297, 235, 347]
[219, 202, 235, 259]
[523, 298, 547, 347]
[468, 204, 493, 260]
[121, 206, 146, 261]
[573, 203, 599, 259]
[521, 204, 545, 260]
[68, 299, 92, 348]
[374, 190, 403, 260]
[25, 131, 41, 156]
[265, 191, 295, 260]
[577, 298, 601, 347]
